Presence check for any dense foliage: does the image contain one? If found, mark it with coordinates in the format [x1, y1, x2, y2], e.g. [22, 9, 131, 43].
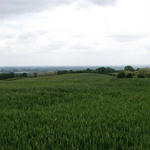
[137, 68, 150, 78]
[57, 67, 116, 75]
[96, 67, 115, 74]
[0, 72, 15, 80]
[117, 67, 150, 78]
[0, 72, 28, 80]
[124, 66, 135, 72]
[117, 71, 134, 78]
[0, 73, 150, 149]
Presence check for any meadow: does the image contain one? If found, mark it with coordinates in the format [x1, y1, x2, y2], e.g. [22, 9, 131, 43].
[0, 73, 150, 150]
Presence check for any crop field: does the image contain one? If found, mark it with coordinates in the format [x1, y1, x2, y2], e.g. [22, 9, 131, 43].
[0, 73, 150, 150]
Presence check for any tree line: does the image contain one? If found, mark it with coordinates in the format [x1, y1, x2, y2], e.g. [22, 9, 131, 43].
[117, 66, 150, 78]
[57, 67, 116, 75]
[0, 73, 28, 80]
[1, 65, 150, 80]
[57, 65, 150, 79]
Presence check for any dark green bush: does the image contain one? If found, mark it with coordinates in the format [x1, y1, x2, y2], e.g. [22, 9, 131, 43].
[117, 71, 126, 78]
[137, 73, 145, 78]
[126, 72, 133, 78]
[0, 72, 15, 80]
[137, 68, 150, 78]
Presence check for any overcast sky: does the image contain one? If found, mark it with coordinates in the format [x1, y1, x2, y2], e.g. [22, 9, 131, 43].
[0, 0, 150, 66]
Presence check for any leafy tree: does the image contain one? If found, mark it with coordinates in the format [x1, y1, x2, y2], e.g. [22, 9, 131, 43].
[96, 67, 115, 74]
[106, 67, 116, 73]
[86, 68, 93, 73]
[124, 66, 135, 72]
[96, 67, 106, 73]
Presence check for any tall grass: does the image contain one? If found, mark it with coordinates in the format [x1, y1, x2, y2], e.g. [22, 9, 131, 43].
[0, 73, 150, 149]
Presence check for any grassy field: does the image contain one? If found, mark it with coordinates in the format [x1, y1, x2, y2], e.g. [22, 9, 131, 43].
[0, 73, 150, 150]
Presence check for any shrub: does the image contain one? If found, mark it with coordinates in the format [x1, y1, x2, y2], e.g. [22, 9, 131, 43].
[22, 73, 28, 77]
[126, 72, 133, 78]
[0, 72, 15, 80]
[137, 73, 145, 78]
[137, 68, 150, 78]
[117, 71, 126, 78]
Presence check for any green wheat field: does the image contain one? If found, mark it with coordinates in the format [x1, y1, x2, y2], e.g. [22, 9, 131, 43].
[1, 73, 150, 150]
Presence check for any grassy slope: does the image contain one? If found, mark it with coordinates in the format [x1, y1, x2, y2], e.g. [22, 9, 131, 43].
[0, 73, 150, 150]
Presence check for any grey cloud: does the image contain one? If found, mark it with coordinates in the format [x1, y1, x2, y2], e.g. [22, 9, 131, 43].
[0, 0, 70, 18]
[109, 34, 148, 43]
[86, 0, 117, 6]
[144, 45, 150, 51]
[30, 41, 65, 54]
[0, 34, 14, 39]
[18, 33, 36, 40]
[44, 42, 65, 52]
[0, 0, 117, 18]
[71, 44, 92, 50]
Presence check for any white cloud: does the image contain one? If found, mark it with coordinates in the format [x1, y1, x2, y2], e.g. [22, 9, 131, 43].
[0, 0, 150, 66]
